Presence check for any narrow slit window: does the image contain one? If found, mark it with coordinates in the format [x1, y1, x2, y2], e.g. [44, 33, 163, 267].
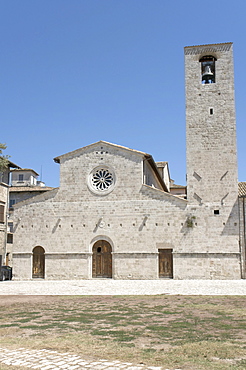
[210, 108, 214, 115]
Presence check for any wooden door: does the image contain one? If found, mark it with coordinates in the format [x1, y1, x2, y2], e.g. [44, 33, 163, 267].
[159, 249, 173, 278]
[92, 241, 112, 278]
[32, 246, 45, 278]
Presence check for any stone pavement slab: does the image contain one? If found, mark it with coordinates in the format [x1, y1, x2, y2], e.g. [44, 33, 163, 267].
[0, 279, 245, 295]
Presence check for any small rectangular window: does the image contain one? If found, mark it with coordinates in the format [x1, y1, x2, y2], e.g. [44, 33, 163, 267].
[0, 204, 4, 223]
[210, 108, 214, 115]
[214, 210, 220, 215]
[9, 199, 16, 208]
[7, 234, 13, 244]
[8, 222, 13, 233]
[18, 174, 24, 181]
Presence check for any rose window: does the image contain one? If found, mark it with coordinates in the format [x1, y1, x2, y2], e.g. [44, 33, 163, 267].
[88, 166, 116, 195]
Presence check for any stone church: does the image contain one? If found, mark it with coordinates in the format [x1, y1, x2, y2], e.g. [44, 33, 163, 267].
[10, 42, 246, 280]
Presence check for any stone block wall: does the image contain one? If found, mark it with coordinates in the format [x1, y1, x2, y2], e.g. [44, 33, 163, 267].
[185, 43, 238, 206]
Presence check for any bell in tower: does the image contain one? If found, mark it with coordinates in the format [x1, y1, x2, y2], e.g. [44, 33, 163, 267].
[200, 56, 216, 84]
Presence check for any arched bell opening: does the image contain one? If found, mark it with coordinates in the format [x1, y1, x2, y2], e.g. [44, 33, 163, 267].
[92, 240, 112, 278]
[200, 55, 217, 84]
[32, 246, 45, 278]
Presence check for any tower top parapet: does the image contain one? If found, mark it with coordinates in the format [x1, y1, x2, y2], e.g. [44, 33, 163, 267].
[184, 42, 232, 55]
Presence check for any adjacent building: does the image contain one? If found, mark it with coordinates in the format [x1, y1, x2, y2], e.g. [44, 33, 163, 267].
[0, 160, 20, 267]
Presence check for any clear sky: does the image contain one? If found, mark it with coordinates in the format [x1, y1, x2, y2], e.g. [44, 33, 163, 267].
[1, 0, 246, 187]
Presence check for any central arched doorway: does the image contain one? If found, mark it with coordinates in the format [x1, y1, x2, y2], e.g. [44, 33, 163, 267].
[92, 240, 112, 278]
[32, 246, 45, 278]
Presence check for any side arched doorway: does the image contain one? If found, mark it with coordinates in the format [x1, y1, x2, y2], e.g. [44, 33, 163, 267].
[92, 240, 112, 278]
[32, 246, 45, 278]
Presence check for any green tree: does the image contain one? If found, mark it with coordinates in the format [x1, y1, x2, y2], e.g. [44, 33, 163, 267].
[0, 143, 10, 172]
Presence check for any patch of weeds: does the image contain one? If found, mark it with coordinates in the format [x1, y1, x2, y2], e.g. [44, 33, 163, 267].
[61, 316, 92, 324]
[171, 320, 194, 329]
[148, 306, 178, 315]
[216, 323, 234, 330]
[215, 311, 232, 318]
[91, 329, 109, 337]
[91, 328, 136, 342]
[127, 321, 142, 326]
[54, 323, 76, 330]
[163, 310, 178, 314]
[0, 324, 18, 328]
[142, 348, 157, 354]
[15, 318, 33, 324]
[121, 342, 135, 348]
[21, 324, 56, 330]
[236, 359, 246, 366]
[102, 314, 126, 323]
[111, 330, 136, 342]
[146, 325, 165, 332]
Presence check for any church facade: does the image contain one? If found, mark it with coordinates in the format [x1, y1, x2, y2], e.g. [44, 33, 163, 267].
[11, 43, 246, 280]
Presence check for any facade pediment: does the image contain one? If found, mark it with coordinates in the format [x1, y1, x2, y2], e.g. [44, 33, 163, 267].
[53, 140, 150, 164]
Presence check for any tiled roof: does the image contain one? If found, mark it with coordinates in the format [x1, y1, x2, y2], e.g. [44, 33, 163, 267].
[184, 42, 232, 49]
[170, 184, 187, 189]
[239, 182, 246, 197]
[11, 168, 39, 176]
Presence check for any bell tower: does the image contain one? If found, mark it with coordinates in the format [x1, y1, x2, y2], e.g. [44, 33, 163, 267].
[185, 43, 238, 207]
[182, 43, 242, 280]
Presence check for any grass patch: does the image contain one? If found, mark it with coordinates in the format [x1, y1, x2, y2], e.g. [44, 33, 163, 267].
[0, 295, 245, 370]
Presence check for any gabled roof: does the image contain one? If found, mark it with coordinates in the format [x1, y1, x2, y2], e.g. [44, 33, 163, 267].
[239, 182, 246, 197]
[53, 141, 151, 163]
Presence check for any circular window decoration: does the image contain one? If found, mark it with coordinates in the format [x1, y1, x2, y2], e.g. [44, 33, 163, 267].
[88, 166, 116, 195]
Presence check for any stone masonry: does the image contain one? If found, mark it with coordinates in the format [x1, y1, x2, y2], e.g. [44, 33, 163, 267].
[11, 43, 244, 280]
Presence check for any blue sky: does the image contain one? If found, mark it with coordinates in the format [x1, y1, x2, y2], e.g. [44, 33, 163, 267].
[1, 0, 246, 187]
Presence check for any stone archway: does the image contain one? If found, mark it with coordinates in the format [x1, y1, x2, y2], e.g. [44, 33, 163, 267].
[32, 246, 45, 278]
[92, 240, 112, 278]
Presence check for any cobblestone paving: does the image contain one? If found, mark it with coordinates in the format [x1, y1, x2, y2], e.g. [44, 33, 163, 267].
[0, 348, 182, 370]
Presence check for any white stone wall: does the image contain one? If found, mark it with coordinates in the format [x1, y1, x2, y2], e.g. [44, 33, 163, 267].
[11, 170, 38, 187]
[11, 143, 188, 279]
[11, 142, 241, 280]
